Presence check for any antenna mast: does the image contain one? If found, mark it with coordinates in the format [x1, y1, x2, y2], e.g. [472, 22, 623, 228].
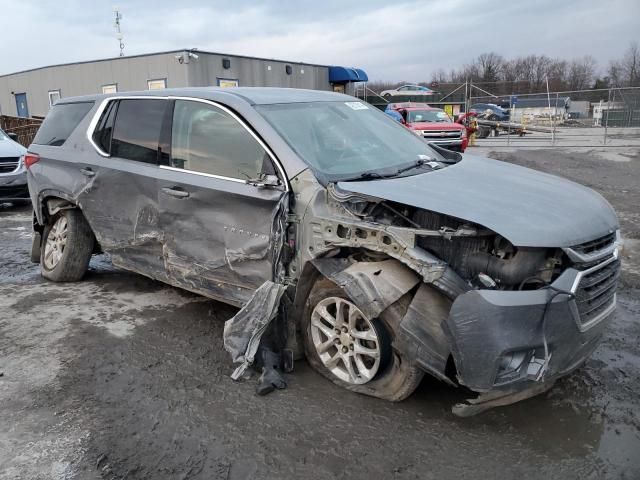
[113, 7, 125, 57]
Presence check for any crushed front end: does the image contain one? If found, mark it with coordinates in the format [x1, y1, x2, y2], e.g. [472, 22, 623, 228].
[444, 232, 620, 415]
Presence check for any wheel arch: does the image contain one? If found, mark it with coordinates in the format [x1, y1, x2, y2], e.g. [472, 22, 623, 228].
[35, 192, 101, 253]
[292, 252, 456, 385]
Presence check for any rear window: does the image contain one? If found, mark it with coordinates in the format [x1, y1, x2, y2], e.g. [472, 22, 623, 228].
[110, 99, 166, 164]
[32, 102, 94, 146]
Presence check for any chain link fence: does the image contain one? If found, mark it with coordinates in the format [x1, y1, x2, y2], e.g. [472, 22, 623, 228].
[464, 85, 640, 148]
[357, 84, 640, 148]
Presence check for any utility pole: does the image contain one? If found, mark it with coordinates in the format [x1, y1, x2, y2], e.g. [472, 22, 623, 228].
[113, 7, 125, 57]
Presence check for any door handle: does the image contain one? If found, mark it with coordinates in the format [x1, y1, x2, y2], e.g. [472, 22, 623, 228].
[80, 167, 95, 177]
[161, 187, 190, 198]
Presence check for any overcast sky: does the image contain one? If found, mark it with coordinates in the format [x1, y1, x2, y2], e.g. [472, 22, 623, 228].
[0, 0, 638, 81]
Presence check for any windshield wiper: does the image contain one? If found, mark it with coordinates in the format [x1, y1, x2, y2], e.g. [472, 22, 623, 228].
[394, 158, 440, 175]
[342, 158, 440, 182]
[357, 171, 390, 180]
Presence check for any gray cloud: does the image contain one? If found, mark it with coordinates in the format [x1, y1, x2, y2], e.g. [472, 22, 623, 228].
[0, 0, 637, 81]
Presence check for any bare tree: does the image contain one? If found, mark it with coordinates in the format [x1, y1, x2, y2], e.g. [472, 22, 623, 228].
[430, 68, 448, 84]
[546, 59, 568, 91]
[567, 55, 597, 90]
[617, 41, 640, 86]
[608, 60, 623, 87]
[477, 52, 504, 83]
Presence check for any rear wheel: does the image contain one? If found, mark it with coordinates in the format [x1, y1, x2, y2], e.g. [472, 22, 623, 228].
[41, 209, 95, 282]
[302, 278, 424, 401]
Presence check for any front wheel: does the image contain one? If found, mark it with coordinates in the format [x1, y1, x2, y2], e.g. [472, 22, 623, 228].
[302, 278, 424, 401]
[41, 209, 95, 282]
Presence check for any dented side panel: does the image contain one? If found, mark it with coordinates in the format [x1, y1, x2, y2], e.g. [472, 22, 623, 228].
[78, 159, 166, 276]
[157, 168, 286, 305]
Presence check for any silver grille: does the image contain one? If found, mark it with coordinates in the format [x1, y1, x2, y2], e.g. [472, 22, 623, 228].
[566, 231, 621, 330]
[575, 258, 620, 327]
[0, 157, 20, 174]
[421, 131, 462, 138]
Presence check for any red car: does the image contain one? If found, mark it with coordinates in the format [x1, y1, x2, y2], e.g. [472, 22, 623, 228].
[386, 103, 468, 152]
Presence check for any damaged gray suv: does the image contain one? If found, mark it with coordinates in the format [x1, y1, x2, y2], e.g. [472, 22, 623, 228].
[26, 88, 620, 415]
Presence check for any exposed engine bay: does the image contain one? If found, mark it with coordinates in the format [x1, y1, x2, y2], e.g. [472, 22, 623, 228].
[333, 192, 564, 292]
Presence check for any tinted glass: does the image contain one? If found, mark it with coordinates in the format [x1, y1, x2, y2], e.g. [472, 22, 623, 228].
[111, 99, 166, 163]
[92, 100, 118, 154]
[32, 102, 94, 146]
[257, 101, 443, 181]
[171, 100, 269, 179]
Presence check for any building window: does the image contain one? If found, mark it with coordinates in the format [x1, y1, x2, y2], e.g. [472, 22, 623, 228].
[217, 78, 239, 88]
[285, 65, 292, 75]
[300, 69, 305, 74]
[222, 58, 231, 69]
[48, 90, 61, 107]
[147, 78, 167, 90]
[102, 84, 117, 94]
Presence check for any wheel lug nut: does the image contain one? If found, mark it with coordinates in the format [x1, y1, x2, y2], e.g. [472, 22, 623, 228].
[341, 327, 348, 333]
[349, 344, 354, 350]
[335, 328, 340, 334]
[342, 346, 348, 353]
[334, 338, 340, 344]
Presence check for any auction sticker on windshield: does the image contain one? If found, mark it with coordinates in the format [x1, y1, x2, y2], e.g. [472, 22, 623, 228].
[345, 102, 368, 110]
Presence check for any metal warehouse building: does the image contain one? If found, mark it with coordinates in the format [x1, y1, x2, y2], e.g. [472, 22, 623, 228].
[0, 49, 368, 118]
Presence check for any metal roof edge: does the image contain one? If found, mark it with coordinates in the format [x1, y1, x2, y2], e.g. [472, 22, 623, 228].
[0, 48, 332, 79]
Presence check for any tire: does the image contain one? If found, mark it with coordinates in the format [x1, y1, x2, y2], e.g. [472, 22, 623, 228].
[41, 209, 95, 282]
[477, 126, 491, 139]
[302, 278, 424, 401]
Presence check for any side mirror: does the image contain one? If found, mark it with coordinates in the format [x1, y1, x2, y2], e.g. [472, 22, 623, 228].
[7, 132, 18, 141]
[245, 173, 281, 188]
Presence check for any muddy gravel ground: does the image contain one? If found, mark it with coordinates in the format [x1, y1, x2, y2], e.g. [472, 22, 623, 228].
[1, 148, 639, 480]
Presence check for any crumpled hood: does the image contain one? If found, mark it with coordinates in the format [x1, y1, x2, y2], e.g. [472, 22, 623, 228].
[337, 155, 618, 248]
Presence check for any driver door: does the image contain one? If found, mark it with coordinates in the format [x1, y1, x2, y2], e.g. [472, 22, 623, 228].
[157, 99, 286, 306]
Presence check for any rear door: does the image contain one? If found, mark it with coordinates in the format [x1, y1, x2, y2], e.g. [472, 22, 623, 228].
[78, 97, 171, 280]
[157, 98, 286, 306]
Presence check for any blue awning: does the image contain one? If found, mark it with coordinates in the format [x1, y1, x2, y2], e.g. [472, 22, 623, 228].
[329, 66, 369, 83]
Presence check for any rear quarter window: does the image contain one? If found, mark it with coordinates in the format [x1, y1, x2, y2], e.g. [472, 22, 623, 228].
[110, 99, 166, 164]
[32, 102, 94, 146]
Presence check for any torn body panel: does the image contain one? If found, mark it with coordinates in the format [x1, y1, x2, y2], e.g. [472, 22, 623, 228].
[224, 280, 287, 378]
[157, 167, 287, 304]
[306, 257, 454, 383]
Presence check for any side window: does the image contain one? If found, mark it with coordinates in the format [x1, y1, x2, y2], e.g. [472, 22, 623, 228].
[170, 100, 272, 180]
[111, 99, 166, 164]
[92, 100, 118, 154]
[32, 102, 94, 147]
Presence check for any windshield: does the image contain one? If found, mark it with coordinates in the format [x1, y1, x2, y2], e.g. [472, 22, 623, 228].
[256, 101, 445, 182]
[406, 110, 451, 123]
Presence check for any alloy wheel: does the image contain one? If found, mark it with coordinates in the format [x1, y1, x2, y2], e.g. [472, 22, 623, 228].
[43, 216, 68, 270]
[310, 296, 382, 385]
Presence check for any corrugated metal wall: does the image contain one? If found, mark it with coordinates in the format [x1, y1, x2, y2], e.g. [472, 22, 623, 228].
[0, 51, 332, 118]
[187, 52, 330, 90]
